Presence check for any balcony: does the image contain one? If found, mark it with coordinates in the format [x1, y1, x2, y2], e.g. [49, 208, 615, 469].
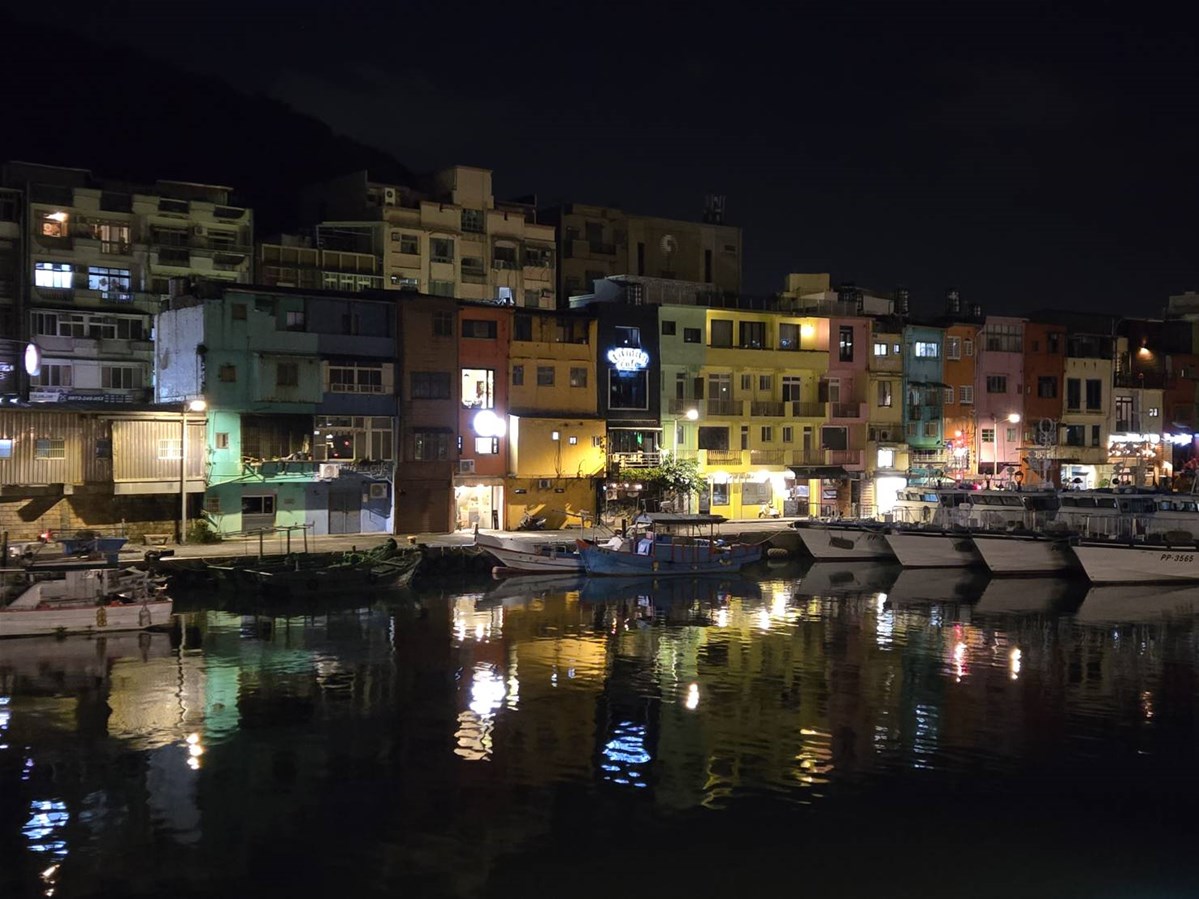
[790, 451, 826, 466]
[825, 449, 865, 468]
[790, 401, 826, 417]
[706, 398, 741, 416]
[750, 400, 785, 416]
[704, 449, 743, 465]
[611, 451, 661, 469]
[750, 449, 786, 465]
[667, 398, 699, 415]
[462, 270, 488, 285]
[829, 402, 866, 420]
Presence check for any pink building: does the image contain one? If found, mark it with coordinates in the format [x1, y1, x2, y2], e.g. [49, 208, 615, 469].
[975, 315, 1027, 478]
[824, 316, 872, 475]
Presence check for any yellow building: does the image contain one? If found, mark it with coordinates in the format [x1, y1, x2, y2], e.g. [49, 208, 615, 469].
[505, 308, 606, 528]
[694, 308, 830, 518]
[864, 322, 910, 516]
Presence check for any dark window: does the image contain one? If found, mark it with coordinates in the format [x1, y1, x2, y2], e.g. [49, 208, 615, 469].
[710, 320, 733, 347]
[232, 304, 247, 321]
[570, 367, 588, 387]
[838, 326, 854, 362]
[661, 320, 677, 335]
[704, 249, 713, 283]
[537, 366, 555, 386]
[411, 371, 452, 399]
[512, 365, 524, 386]
[1086, 379, 1102, 410]
[1047, 332, 1061, 353]
[636, 242, 645, 275]
[413, 430, 451, 461]
[1066, 378, 1081, 410]
[684, 327, 702, 343]
[462, 319, 497, 339]
[739, 321, 766, 348]
[514, 314, 533, 341]
[276, 362, 298, 387]
[821, 426, 848, 450]
[1064, 424, 1085, 446]
[557, 317, 588, 344]
[698, 426, 730, 451]
[433, 312, 454, 337]
[614, 325, 640, 347]
[608, 369, 648, 410]
[1037, 376, 1057, 398]
[1091, 425, 1101, 447]
[986, 375, 1008, 393]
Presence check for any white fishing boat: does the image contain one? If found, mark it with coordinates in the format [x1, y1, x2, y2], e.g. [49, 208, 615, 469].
[1071, 540, 1199, 584]
[0, 565, 173, 638]
[883, 529, 983, 568]
[792, 522, 895, 561]
[971, 532, 1078, 576]
[474, 532, 585, 575]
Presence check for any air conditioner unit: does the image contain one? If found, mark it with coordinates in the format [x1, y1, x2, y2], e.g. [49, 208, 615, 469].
[458, 459, 476, 474]
[319, 463, 340, 479]
[193, 225, 205, 236]
[538, 479, 552, 489]
[383, 188, 398, 206]
[368, 483, 388, 499]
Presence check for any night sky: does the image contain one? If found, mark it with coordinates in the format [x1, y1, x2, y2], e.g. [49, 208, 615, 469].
[14, 2, 1199, 316]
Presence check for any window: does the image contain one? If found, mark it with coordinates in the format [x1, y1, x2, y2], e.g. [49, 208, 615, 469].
[873, 341, 888, 356]
[328, 363, 384, 393]
[394, 233, 420, 255]
[414, 430, 451, 461]
[894, 343, 902, 355]
[411, 371, 452, 399]
[433, 311, 454, 337]
[986, 375, 1007, 394]
[759, 375, 772, 391]
[39, 211, 68, 238]
[524, 246, 553, 268]
[964, 339, 974, 357]
[1064, 424, 1085, 447]
[215, 432, 229, 449]
[462, 256, 485, 278]
[513, 314, 533, 341]
[741, 425, 749, 450]
[33, 364, 72, 387]
[230, 303, 248, 321]
[461, 369, 496, 407]
[283, 311, 305, 331]
[923, 421, 938, 437]
[430, 280, 455, 298]
[984, 322, 1022, 353]
[661, 320, 677, 335]
[783, 376, 802, 402]
[1037, 376, 1057, 398]
[570, 367, 588, 388]
[494, 245, 519, 269]
[959, 385, 974, 404]
[34, 438, 66, 460]
[1091, 424, 1101, 447]
[710, 320, 733, 347]
[914, 341, 939, 358]
[981, 428, 996, 443]
[1047, 332, 1061, 354]
[780, 323, 800, 350]
[35, 262, 72, 289]
[431, 238, 454, 263]
[698, 427, 729, 450]
[684, 327, 702, 344]
[1005, 426, 1018, 443]
[821, 426, 848, 450]
[614, 325, 641, 347]
[272, 362, 297, 388]
[740, 374, 753, 391]
[242, 495, 276, 516]
[1086, 379, 1102, 411]
[1066, 378, 1081, 410]
[512, 365, 524, 386]
[87, 266, 131, 298]
[609, 369, 648, 410]
[782, 426, 794, 443]
[740, 321, 766, 348]
[157, 437, 182, 460]
[462, 319, 497, 339]
[461, 209, 484, 233]
[946, 336, 961, 360]
[102, 366, 142, 389]
[944, 386, 954, 404]
[537, 366, 555, 386]
[760, 426, 773, 442]
[523, 289, 540, 308]
[838, 326, 854, 362]
[877, 380, 893, 407]
[556, 317, 588, 344]
[712, 482, 730, 505]
[474, 437, 499, 454]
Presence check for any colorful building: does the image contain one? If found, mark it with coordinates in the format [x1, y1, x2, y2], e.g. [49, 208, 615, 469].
[941, 318, 980, 480]
[864, 320, 909, 515]
[902, 323, 946, 484]
[1022, 320, 1068, 485]
[974, 315, 1026, 481]
[1057, 315, 1116, 488]
[455, 303, 511, 529]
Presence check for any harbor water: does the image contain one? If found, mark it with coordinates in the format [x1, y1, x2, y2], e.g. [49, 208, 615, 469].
[4, 561, 1199, 897]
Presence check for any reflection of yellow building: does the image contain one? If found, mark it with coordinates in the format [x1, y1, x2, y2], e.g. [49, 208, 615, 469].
[506, 309, 606, 528]
[694, 309, 829, 518]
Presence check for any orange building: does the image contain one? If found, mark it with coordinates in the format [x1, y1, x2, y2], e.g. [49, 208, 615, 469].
[942, 322, 980, 479]
[1023, 321, 1067, 486]
[456, 302, 512, 529]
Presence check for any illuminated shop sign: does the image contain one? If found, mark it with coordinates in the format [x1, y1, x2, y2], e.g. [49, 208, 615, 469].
[606, 347, 649, 371]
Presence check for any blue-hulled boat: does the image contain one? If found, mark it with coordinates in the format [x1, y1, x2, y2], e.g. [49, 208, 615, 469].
[575, 514, 763, 576]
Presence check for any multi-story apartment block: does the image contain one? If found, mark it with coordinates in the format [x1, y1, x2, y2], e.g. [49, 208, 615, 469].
[305, 166, 557, 308]
[902, 323, 946, 483]
[456, 303, 511, 529]
[542, 202, 741, 300]
[155, 284, 397, 537]
[824, 315, 871, 479]
[1022, 320, 1068, 485]
[975, 315, 1026, 479]
[1109, 318, 1168, 486]
[0, 187, 20, 398]
[1054, 313, 1116, 488]
[3, 162, 253, 404]
[506, 308, 605, 527]
[257, 233, 382, 292]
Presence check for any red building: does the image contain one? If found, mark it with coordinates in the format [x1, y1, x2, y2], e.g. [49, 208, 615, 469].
[1022, 321, 1067, 486]
[456, 302, 512, 529]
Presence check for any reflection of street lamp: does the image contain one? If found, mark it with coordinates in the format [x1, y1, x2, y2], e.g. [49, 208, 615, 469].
[180, 399, 206, 544]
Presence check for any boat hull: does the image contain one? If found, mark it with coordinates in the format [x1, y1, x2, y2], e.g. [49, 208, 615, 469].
[793, 525, 894, 561]
[1072, 543, 1199, 584]
[972, 534, 1076, 575]
[475, 535, 584, 574]
[0, 599, 174, 638]
[577, 542, 761, 576]
[884, 531, 982, 568]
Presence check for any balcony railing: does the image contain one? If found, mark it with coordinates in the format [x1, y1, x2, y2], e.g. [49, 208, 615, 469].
[704, 449, 743, 464]
[790, 451, 826, 466]
[750, 400, 785, 416]
[667, 398, 698, 415]
[825, 449, 865, 467]
[706, 398, 740, 416]
[611, 451, 662, 469]
[790, 401, 826, 417]
[750, 449, 786, 465]
[830, 402, 865, 419]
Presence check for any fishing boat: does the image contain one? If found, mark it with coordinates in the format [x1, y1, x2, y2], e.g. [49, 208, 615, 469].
[971, 531, 1078, 576]
[883, 528, 983, 568]
[792, 521, 894, 561]
[0, 564, 173, 638]
[475, 532, 585, 575]
[207, 538, 421, 594]
[575, 514, 762, 576]
[1070, 538, 1199, 584]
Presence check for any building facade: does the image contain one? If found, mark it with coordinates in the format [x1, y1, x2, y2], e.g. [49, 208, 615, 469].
[975, 315, 1026, 480]
[1022, 320, 1068, 485]
[902, 323, 946, 483]
[456, 303, 511, 529]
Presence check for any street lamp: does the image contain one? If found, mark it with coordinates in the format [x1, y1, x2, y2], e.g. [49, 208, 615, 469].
[674, 407, 699, 455]
[180, 398, 206, 543]
[1000, 413, 1021, 479]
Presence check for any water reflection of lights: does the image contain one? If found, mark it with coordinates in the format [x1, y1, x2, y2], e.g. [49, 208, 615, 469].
[25, 798, 70, 894]
[685, 683, 700, 710]
[186, 732, 205, 770]
[757, 607, 771, 631]
[1009, 648, 1022, 681]
[793, 727, 834, 786]
[601, 721, 651, 788]
[714, 607, 729, 628]
[454, 662, 512, 761]
[875, 593, 894, 649]
[452, 598, 503, 645]
[1142, 690, 1155, 721]
[953, 641, 967, 682]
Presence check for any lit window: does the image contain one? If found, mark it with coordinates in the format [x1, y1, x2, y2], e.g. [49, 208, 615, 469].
[35, 262, 73, 289]
[461, 369, 495, 407]
[914, 341, 939, 358]
[474, 437, 499, 454]
[877, 448, 895, 467]
[158, 438, 182, 460]
[873, 342, 888, 356]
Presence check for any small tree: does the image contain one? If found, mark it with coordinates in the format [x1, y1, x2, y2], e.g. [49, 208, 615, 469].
[617, 455, 704, 512]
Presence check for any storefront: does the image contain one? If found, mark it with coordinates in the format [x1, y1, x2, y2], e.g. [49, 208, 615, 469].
[454, 480, 504, 531]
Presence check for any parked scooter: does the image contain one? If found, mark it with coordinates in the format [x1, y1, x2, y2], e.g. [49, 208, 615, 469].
[758, 504, 782, 519]
[517, 513, 547, 531]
